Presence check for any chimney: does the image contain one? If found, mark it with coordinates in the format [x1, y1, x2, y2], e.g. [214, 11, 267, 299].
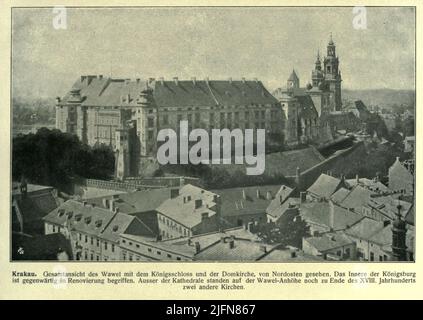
[102, 198, 109, 209]
[194, 242, 201, 253]
[191, 77, 196, 85]
[242, 77, 246, 83]
[126, 94, 130, 103]
[195, 199, 203, 209]
[266, 191, 273, 200]
[356, 174, 359, 183]
[109, 199, 115, 212]
[188, 238, 192, 245]
[228, 238, 235, 249]
[295, 167, 301, 188]
[242, 189, 247, 200]
[300, 192, 307, 203]
[205, 77, 209, 84]
[220, 236, 226, 243]
[55, 97, 61, 104]
[329, 200, 335, 230]
[256, 189, 261, 199]
[114, 207, 119, 214]
[170, 188, 179, 199]
[228, 77, 232, 84]
[173, 77, 179, 85]
[159, 77, 164, 85]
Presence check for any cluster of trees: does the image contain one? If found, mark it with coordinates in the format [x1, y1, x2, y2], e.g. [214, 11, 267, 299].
[13, 128, 115, 192]
[256, 210, 310, 249]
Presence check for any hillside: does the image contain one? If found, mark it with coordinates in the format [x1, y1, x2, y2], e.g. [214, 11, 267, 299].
[343, 89, 415, 109]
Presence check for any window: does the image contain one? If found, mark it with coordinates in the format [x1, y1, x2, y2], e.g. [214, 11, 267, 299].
[148, 248, 152, 253]
[96, 239, 99, 247]
[176, 257, 181, 261]
[129, 254, 133, 261]
[148, 118, 154, 128]
[370, 252, 375, 261]
[379, 256, 383, 261]
[96, 255, 100, 261]
[167, 254, 172, 258]
[162, 115, 169, 125]
[111, 244, 114, 252]
[85, 235, 88, 243]
[148, 130, 154, 140]
[136, 244, 140, 248]
[52, 225, 56, 232]
[105, 242, 108, 250]
[90, 253, 94, 261]
[91, 237, 93, 245]
[157, 251, 161, 255]
[84, 251, 88, 260]
[79, 233, 82, 241]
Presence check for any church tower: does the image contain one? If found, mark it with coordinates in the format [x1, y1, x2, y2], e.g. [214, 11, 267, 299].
[391, 204, 408, 261]
[323, 34, 342, 111]
[287, 69, 300, 90]
[311, 50, 324, 87]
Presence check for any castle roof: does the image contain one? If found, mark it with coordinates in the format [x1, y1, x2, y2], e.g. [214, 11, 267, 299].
[59, 76, 278, 108]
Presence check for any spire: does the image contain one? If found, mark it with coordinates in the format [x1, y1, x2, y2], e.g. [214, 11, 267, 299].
[315, 49, 321, 63]
[329, 32, 334, 45]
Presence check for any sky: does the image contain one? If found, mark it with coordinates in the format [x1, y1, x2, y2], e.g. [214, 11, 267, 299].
[12, 7, 415, 100]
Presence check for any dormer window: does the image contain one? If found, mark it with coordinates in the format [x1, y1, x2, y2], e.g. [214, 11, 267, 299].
[112, 225, 119, 232]
[84, 216, 92, 224]
[57, 209, 65, 217]
[95, 220, 102, 228]
[75, 214, 82, 222]
[66, 211, 73, 219]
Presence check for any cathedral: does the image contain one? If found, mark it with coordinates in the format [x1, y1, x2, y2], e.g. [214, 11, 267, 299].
[273, 35, 343, 146]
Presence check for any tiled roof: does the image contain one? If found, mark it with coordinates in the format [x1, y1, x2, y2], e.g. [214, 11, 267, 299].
[258, 248, 324, 262]
[194, 237, 278, 261]
[60, 77, 278, 108]
[12, 183, 53, 196]
[307, 174, 344, 199]
[300, 201, 364, 231]
[337, 185, 376, 213]
[266, 185, 296, 218]
[211, 185, 281, 218]
[304, 232, 354, 253]
[345, 178, 389, 193]
[295, 95, 319, 119]
[367, 196, 412, 221]
[85, 188, 172, 214]
[43, 200, 154, 241]
[156, 184, 219, 228]
[344, 217, 385, 240]
[330, 187, 350, 204]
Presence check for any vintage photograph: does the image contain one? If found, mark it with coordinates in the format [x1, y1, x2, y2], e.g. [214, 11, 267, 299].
[11, 6, 415, 262]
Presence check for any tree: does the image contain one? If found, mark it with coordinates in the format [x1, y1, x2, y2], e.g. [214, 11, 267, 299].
[13, 128, 115, 192]
[257, 209, 310, 249]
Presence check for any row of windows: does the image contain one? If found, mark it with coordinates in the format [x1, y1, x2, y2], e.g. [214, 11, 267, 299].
[158, 215, 189, 236]
[77, 233, 115, 252]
